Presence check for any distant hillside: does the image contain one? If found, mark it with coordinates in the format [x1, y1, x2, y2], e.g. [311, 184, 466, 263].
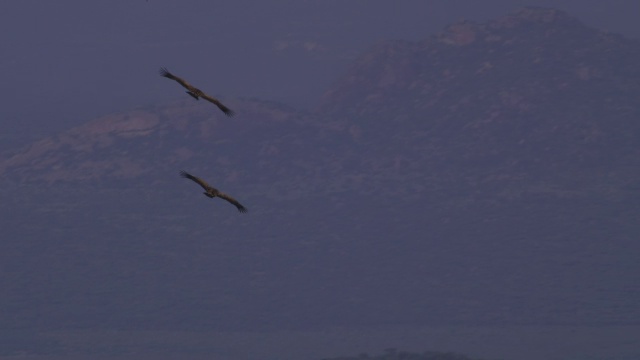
[1, 7, 639, 341]
[4, 8, 640, 195]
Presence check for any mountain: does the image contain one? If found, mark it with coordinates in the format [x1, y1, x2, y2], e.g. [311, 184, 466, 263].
[319, 7, 640, 176]
[1, 7, 639, 343]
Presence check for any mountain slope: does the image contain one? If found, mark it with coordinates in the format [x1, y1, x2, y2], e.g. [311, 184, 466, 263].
[320, 7, 640, 178]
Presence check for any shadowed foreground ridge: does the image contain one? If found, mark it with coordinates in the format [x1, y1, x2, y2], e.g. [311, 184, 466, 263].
[325, 349, 487, 360]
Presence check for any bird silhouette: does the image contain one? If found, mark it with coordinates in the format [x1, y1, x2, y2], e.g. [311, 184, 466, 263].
[180, 171, 247, 213]
[160, 67, 235, 117]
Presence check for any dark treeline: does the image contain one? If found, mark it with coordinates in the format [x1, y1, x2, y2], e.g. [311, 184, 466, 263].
[324, 348, 494, 360]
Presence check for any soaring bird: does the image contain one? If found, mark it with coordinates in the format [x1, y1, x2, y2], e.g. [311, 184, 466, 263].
[179, 171, 247, 213]
[159, 67, 235, 117]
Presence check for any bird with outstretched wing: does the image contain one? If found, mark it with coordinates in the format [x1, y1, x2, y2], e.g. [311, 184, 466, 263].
[160, 67, 235, 117]
[180, 171, 247, 213]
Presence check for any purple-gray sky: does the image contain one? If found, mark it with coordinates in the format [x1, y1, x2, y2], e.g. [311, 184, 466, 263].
[1, 0, 639, 150]
[2, 3, 640, 359]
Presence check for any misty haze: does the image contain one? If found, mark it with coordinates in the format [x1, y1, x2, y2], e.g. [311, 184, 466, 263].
[1, 2, 640, 360]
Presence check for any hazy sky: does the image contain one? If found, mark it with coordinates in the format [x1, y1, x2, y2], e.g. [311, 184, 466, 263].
[1, 0, 639, 149]
[2, 3, 640, 359]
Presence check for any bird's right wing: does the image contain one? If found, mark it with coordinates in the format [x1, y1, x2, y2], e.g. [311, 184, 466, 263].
[159, 68, 193, 90]
[179, 170, 211, 191]
[201, 93, 235, 117]
[218, 192, 248, 213]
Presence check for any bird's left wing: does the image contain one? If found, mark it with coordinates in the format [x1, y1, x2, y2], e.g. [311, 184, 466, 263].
[159, 68, 193, 90]
[179, 170, 211, 191]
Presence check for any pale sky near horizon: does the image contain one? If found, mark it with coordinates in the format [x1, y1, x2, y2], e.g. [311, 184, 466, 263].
[1, 0, 639, 149]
